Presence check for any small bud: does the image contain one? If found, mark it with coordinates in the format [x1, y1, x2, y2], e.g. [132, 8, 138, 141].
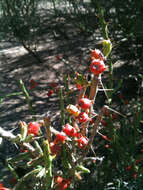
[66, 104, 80, 117]
[102, 39, 112, 57]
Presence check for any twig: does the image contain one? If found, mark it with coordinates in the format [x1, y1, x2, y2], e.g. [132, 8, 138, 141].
[0, 126, 35, 152]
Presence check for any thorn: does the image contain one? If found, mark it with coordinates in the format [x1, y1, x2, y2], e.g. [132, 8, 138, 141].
[104, 105, 126, 118]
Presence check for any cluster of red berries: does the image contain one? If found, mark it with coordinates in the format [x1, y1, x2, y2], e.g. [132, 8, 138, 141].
[56, 97, 95, 149]
[54, 124, 88, 149]
[66, 97, 93, 123]
[90, 49, 106, 75]
[55, 176, 71, 190]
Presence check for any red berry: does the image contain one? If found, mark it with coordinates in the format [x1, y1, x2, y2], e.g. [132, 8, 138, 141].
[124, 99, 129, 105]
[89, 118, 95, 125]
[56, 132, 67, 143]
[29, 79, 38, 90]
[101, 120, 107, 127]
[119, 93, 123, 99]
[78, 112, 89, 123]
[132, 173, 137, 179]
[102, 135, 109, 141]
[90, 59, 106, 75]
[20, 148, 28, 153]
[50, 142, 61, 155]
[62, 124, 77, 137]
[57, 178, 71, 190]
[126, 165, 132, 171]
[103, 109, 109, 117]
[0, 184, 10, 190]
[50, 83, 57, 88]
[47, 89, 54, 97]
[78, 98, 92, 110]
[75, 83, 82, 91]
[27, 122, 40, 136]
[90, 49, 104, 60]
[135, 158, 142, 164]
[55, 176, 63, 184]
[77, 136, 88, 148]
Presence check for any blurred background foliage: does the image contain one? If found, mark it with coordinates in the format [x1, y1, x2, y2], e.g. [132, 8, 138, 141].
[0, 0, 143, 64]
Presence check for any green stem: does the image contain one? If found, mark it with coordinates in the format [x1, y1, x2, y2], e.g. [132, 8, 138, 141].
[59, 87, 65, 125]
[13, 168, 41, 190]
[0, 92, 23, 99]
[97, 4, 109, 39]
[7, 163, 19, 180]
[0, 91, 23, 104]
[96, 1, 113, 101]
[43, 140, 53, 190]
[64, 74, 71, 123]
[19, 79, 35, 119]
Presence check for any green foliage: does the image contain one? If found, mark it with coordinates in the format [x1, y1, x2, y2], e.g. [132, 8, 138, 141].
[0, 0, 40, 53]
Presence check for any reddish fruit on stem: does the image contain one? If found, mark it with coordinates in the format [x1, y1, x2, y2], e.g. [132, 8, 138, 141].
[50, 142, 61, 155]
[0, 183, 10, 190]
[102, 135, 109, 141]
[78, 112, 89, 123]
[78, 98, 92, 110]
[90, 59, 106, 75]
[55, 176, 63, 184]
[27, 122, 40, 136]
[77, 136, 88, 148]
[75, 83, 82, 91]
[56, 178, 71, 190]
[90, 49, 104, 60]
[47, 89, 54, 97]
[56, 132, 67, 143]
[62, 124, 77, 137]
